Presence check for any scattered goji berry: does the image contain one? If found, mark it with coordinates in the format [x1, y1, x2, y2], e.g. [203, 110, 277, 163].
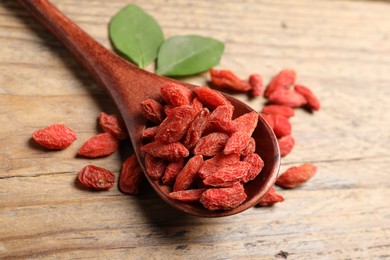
[262, 105, 294, 118]
[119, 154, 144, 195]
[141, 98, 165, 124]
[142, 126, 159, 141]
[193, 132, 230, 157]
[78, 133, 118, 158]
[264, 69, 296, 98]
[242, 153, 264, 183]
[169, 188, 206, 202]
[273, 114, 292, 138]
[155, 105, 195, 143]
[162, 159, 185, 185]
[141, 140, 189, 161]
[32, 124, 77, 150]
[249, 74, 263, 97]
[258, 187, 284, 206]
[194, 86, 233, 109]
[160, 82, 194, 107]
[200, 183, 247, 211]
[275, 164, 317, 189]
[268, 89, 307, 108]
[210, 69, 251, 92]
[203, 161, 251, 187]
[278, 135, 295, 157]
[259, 113, 275, 129]
[98, 112, 128, 140]
[294, 84, 321, 111]
[183, 108, 210, 149]
[77, 165, 115, 190]
[174, 155, 204, 191]
[145, 154, 166, 180]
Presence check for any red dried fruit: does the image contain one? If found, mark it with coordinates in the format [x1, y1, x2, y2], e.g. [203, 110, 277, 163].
[142, 126, 159, 141]
[260, 113, 275, 129]
[32, 124, 77, 150]
[198, 153, 240, 179]
[224, 111, 258, 154]
[200, 183, 247, 211]
[262, 105, 294, 118]
[141, 99, 165, 124]
[273, 114, 292, 138]
[258, 187, 284, 206]
[155, 105, 195, 143]
[162, 159, 185, 185]
[99, 112, 128, 140]
[141, 140, 189, 161]
[174, 155, 204, 191]
[241, 137, 256, 157]
[275, 164, 317, 189]
[294, 84, 321, 111]
[160, 82, 193, 107]
[191, 97, 203, 114]
[164, 104, 174, 117]
[210, 69, 251, 92]
[145, 154, 166, 180]
[268, 89, 307, 108]
[249, 74, 263, 97]
[119, 155, 144, 195]
[194, 86, 233, 109]
[77, 165, 115, 190]
[242, 153, 264, 183]
[78, 133, 118, 158]
[207, 105, 237, 133]
[203, 161, 251, 187]
[169, 188, 206, 202]
[183, 108, 210, 149]
[264, 69, 296, 98]
[278, 135, 295, 157]
[193, 132, 230, 157]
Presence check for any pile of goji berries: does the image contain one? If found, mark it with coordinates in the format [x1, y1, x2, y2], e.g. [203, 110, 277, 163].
[210, 68, 319, 206]
[32, 67, 320, 211]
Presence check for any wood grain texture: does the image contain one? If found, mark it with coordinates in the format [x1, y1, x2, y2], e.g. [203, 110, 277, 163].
[1, 0, 389, 259]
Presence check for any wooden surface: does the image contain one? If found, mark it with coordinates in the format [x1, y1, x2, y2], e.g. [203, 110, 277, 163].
[1, 0, 390, 259]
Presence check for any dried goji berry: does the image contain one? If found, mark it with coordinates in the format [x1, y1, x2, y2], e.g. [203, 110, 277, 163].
[173, 155, 204, 191]
[241, 137, 256, 157]
[294, 84, 321, 111]
[268, 89, 307, 108]
[145, 154, 167, 180]
[32, 124, 77, 150]
[210, 69, 251, 92]
[142, 126, 159, 141]
[141, 99, 165, 124]
[193, 132, 229, 157]
[169, 188, 206, 202]
[119, 155, 144, 195]
[273, 114, 292, 138]
[259, 113, 275, 129]
[207, 105, 237, 133]
[278, 135, 295, 157]
[99, 112, 128, 140]
[275, 164, 317, 189]
[191, 97, 204, 114]
[262, 105, 294, 118]
[155, 105, 195, 143]
[183, 108, 210, 149]
[198, 153, 240, 179]
[163, 104, 174, 116]
[160, 82, 194, 107]
[203, 161, 251, 187]
[249, 74, 263, 97]
[141, 140, 189, 161]
[264, 69, 296, 98]
[77, 165, 115, 190]
[194, 86, 233, 109]
[162, 159, 185, 185]
[242, 153, 264, 183]
[200, 183, 247, 211]
[78, 133, 118, 158]
[258, 187, 284, 206]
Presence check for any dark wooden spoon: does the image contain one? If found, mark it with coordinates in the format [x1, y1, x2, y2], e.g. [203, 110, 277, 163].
[18, 0, 280, 217]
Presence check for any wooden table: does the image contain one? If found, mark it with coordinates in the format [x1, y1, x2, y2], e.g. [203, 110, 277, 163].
[1, 0, 389, 259]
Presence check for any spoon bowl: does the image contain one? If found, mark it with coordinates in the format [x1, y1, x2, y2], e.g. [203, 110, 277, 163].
[19, 0, 280, 217]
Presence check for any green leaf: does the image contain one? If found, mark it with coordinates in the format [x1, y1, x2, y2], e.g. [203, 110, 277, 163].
[156, 35, 224, 76]
[109, 4, 164, 68]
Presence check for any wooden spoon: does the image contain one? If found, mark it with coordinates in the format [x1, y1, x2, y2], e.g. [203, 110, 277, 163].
[18, 0, 280, 217]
